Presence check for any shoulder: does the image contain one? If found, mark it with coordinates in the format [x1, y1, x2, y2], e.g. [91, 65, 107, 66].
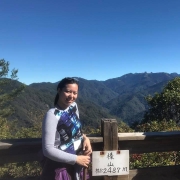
[45, 107, 57, 116]
[44, 108, 59, 121]
[47, 107, 56, 113]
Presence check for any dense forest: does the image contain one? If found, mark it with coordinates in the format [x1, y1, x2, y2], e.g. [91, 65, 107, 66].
[2, 71, 180, 130]
[1, 59, 180, 133]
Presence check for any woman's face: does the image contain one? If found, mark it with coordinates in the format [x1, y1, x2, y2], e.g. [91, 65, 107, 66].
[57, 83, 78, 109]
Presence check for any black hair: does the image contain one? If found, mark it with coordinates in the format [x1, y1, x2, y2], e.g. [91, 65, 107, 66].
[54, 77, 79, 106]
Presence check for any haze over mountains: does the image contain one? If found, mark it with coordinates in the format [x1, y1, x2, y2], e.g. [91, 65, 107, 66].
[8, 72, 180, 128]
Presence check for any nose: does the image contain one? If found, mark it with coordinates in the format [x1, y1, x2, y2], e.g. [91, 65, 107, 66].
[69, 92, 75, 98]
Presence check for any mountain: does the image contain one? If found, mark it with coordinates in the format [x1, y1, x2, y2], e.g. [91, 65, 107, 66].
[4, 72, 180, 128]
[102, 72, 180, 125]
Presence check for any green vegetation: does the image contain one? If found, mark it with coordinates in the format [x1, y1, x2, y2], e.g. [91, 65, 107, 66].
[142, 77, 180, 124]
[0, 162, 41, 179]
[0, 59, 41, 179]
[0, 59, 25, 139]
[130, 78, 180, 170]
[1, 71, 180, 129]
[136, 120, 180, 132]
[131, 119, 180, 169]
[0, 59, 25, 119]
[0, 71, 179, 129]
[130, 151, 180, 169]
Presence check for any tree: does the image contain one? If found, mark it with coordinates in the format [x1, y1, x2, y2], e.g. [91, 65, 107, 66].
[141, 77, 180, 124]
[0, 59, 25, 139]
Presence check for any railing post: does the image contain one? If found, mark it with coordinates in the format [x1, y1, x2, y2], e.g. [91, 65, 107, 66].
[101, 119, 118, 180]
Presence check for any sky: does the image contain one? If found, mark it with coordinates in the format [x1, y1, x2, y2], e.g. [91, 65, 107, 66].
[0, 0, 180, 85]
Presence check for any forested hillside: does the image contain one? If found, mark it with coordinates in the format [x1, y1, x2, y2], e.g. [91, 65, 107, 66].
[4, 72, 180, 128]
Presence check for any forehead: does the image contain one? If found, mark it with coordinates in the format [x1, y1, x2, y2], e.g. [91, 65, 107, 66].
[63, 83, 78, 90]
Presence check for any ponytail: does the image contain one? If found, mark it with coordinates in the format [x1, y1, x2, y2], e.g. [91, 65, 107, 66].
[54, 93, 59, 106]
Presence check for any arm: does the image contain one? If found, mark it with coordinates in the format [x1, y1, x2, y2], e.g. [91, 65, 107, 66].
[82, 134, 92, 156]
[42, 109, 90, 167]
[75, 103, 92, 156]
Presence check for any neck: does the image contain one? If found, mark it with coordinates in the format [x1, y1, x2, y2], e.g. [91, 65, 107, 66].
[56, 103, 67, 110]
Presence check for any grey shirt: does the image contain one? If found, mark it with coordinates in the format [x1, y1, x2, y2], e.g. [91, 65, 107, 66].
[42, 102, 79, 165]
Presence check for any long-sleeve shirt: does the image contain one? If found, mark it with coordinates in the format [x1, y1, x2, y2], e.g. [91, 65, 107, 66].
[42, 102, 80, 165]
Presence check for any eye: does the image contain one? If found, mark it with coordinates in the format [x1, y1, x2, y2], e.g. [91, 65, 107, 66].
[64, 90, 78, 95]
[64, 90, 71, 94]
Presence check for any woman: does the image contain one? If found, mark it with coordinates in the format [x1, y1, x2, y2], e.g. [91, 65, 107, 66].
[41, 77, 92, 180]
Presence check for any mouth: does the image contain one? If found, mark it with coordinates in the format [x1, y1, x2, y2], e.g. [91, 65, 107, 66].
[66, 100, 74, 103]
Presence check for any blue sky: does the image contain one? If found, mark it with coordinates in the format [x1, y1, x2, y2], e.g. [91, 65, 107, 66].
[1, 0, 180, 85]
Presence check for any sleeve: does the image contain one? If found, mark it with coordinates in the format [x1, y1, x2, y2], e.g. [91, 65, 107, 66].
[42, 109, 77, 165]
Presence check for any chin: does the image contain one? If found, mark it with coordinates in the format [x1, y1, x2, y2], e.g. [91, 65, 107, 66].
[66, 101, 73, 105]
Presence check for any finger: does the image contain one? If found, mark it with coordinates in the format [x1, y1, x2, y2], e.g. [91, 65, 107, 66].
[83, 143, 86, 150]
[84, 151, 90, 156]
[83, 163, 88, 167]
[87, 150, 92, 155]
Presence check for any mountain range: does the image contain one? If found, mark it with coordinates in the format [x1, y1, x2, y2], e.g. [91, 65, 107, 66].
[6, 72, 180, 129]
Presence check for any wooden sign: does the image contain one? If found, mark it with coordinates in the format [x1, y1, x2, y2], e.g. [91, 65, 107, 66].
[92, 150, 129, 176]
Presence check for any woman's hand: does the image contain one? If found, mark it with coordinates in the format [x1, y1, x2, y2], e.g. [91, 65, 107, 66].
[83, 134, 92, 156]
[76, 155, 90, 167]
